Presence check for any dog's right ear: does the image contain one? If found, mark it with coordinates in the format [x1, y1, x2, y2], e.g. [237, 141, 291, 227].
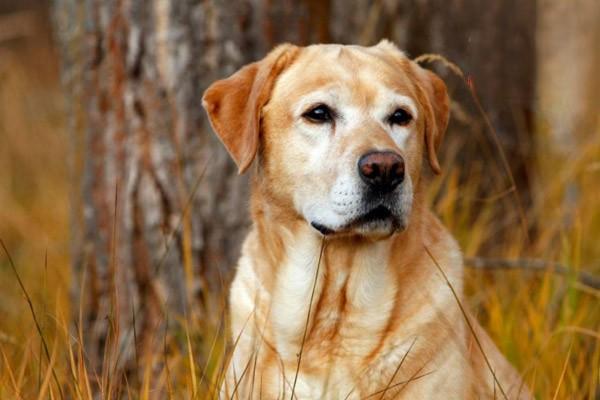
[417, 68, 449, 175]
[202, 44, 299, 174]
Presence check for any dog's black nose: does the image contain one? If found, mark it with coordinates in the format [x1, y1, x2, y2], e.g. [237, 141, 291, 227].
[358, 150, 405, 192]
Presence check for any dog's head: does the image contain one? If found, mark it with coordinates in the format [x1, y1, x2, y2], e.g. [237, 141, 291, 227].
[203, 41, 449, 239]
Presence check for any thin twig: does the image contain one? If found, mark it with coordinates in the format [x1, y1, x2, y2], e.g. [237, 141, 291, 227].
[465, 257, 600, 290]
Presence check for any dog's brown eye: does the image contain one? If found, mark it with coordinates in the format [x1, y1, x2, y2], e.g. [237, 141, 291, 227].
[388, 108, 412, 126]
[303, 104, 333, 123]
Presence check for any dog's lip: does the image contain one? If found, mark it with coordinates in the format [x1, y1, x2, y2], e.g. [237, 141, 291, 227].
[355, 205, 393, 224]
[311, 205, 400, 236]
[311, 221, 336, 235]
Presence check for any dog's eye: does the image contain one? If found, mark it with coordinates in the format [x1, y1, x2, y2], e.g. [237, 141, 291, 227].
[388, 108, 413, 126]
[302, 104, 333, 123]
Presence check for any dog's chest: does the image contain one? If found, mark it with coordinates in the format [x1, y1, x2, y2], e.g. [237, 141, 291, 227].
[258, 239, 408, 398]
[281, 336, 420, 399]
[268, 238, 399, 381]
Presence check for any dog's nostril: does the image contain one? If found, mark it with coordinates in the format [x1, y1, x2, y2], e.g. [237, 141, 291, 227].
[391, 160, 404, 180]
[361, 162, 379, 179]
[358, 150, 405, 191]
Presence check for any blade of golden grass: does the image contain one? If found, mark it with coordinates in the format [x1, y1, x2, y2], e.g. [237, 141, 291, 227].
[590, 339, 600, 399]
[289, 239, 326, 399]
[0, 239, 65, 400]
[363, 368, 436, 399]
[424, 245, 508, 400]
[222, 309, 265, 399]
[65, 332, 85, 400]
[376, 337, 418, 400]
[229, 351, 254, 400]
[141, 358, 152, 400]
[109, 162, 211, 386]
[0, 344, 24, 400]
[163, 315, 174, 400]
[551, 342, 572, 400]
[184, 321, 199, 398]
[15, 337, 32, 394]
[36, 339, 58, 400]
[198, 304, 226, 397]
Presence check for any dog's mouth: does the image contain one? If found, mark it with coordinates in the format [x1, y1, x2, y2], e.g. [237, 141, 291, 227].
[311, 205, 402, 236]
[355, 204, 393, 224]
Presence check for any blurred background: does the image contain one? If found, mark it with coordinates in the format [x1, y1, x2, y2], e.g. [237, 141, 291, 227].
[0, 0, 598, 398]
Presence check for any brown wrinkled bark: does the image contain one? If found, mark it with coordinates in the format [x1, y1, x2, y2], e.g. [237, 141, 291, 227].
[53, 0, 535, 391]
[53, 0, 333, 388]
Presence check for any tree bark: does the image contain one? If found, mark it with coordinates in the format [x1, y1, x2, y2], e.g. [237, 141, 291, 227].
[53, 0, 329, 390]
[53, 0, 535, 392]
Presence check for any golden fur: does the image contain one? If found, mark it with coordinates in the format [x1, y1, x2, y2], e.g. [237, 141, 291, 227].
[203, 41, 531, 399]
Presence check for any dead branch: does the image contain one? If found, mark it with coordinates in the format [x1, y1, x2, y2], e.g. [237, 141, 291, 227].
[0, 11, 37, 43]
[464, 257, 600, 290]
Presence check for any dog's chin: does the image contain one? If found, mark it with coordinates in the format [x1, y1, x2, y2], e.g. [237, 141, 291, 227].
[311, 205, 407, 239]
[352, 218, 402, 239]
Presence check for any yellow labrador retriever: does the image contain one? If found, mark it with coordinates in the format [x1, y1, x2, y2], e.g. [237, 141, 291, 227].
[203, 41, 530, 399]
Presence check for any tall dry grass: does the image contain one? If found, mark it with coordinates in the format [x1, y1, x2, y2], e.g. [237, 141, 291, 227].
[0, 13, 599, 400]
[0, 14, 71, 400]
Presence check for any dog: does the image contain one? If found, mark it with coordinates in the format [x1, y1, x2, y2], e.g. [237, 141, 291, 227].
[202, 41, 531, 399]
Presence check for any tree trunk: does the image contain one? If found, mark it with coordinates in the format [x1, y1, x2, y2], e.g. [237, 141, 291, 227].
[53, 0, 535, 392]
[53, 0, 329, 390]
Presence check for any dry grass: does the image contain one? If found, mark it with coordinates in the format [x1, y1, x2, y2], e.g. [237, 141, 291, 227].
[0, 18, 599, 400]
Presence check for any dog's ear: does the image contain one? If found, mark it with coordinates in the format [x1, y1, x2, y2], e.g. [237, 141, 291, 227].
[202, 44, 299, 174]
[415, 67, 449, 174]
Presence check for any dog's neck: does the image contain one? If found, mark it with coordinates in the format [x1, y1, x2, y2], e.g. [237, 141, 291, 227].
[248, 181, 430, 293]
[244, 182, 444, 365]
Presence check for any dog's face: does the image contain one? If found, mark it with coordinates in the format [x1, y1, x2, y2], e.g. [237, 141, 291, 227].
[203, 41, 449, 239]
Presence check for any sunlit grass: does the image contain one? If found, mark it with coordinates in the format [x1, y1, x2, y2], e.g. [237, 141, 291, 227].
[0, 29, 599, 400]
[437, 133, 600, 399]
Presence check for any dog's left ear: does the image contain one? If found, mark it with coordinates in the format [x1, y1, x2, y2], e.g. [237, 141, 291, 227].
[202, 44, 299, 174]
[415, 67, 449, 174]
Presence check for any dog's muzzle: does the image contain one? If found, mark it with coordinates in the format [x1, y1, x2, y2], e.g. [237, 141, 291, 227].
[311, 150, 409, 237]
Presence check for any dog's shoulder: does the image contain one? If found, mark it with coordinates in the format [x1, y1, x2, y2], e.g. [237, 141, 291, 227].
[413, 207, 463, 269]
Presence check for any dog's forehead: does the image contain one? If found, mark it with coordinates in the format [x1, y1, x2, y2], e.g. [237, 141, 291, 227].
[273, 43, 417, 102]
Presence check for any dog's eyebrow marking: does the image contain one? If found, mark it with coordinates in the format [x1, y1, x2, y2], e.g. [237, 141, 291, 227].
[380, 88, 418, 118]
[294, 87, 342, 117]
